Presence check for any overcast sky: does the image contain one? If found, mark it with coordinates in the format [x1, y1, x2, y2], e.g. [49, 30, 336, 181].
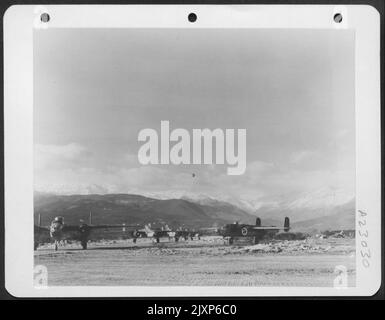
[34, 28, 355, 210]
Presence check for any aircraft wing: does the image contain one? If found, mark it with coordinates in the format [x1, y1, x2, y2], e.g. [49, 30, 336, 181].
[197, 227, 221, 235]
[61, 225, 83, 232]
[34, 225, 50, 232]
[198, 227, 219, 231]
[88, 224, 139, 230]
[251, 226, 284, 230]
[34, 225, 51, 244]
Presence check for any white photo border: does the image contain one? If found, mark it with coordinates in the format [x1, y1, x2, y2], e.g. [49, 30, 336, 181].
[3, 4, 381, 297]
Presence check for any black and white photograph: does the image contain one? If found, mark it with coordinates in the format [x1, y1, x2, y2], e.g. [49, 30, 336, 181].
[33, 27, 356, 287]
[3, 4, 381, 297]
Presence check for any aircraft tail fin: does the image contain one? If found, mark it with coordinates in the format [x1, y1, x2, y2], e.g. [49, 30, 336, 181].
[284, 217, 290, 232]
[255, 217, 261, 227]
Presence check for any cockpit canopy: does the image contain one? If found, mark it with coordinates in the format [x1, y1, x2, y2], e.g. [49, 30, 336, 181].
[53, 216, 64, 223]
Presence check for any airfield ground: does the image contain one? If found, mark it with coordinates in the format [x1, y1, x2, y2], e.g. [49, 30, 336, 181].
[34, 237, 355, 287]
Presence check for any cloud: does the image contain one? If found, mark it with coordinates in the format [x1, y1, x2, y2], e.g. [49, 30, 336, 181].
[287, 186, 354, 209]
[35, 143, 85, 159]
[34, 163, 195, 196]
[34, 144, 354, 210]
[34, 143, 87, 170]
[289, 150, 316, 164]
[247, 161, 275, 175]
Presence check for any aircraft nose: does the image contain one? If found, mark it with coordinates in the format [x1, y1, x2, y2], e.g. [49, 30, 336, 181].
[50, 229, 60, 239]
[50, 224, 61, 236]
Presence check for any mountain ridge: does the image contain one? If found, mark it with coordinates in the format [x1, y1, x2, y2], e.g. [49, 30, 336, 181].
[34, 193, 355, 232]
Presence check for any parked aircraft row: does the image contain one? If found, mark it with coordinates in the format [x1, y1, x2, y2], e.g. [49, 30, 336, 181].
[34, 213, 290, 251]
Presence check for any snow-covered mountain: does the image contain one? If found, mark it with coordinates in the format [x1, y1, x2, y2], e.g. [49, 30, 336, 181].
[34, 189, 355, 232]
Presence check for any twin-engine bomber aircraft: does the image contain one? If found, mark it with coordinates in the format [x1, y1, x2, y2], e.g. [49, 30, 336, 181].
[219, 217, 290, 244]
[34, 213, 137, 251]
[132, 224, 199, 243]
[35, 214, 290, 250]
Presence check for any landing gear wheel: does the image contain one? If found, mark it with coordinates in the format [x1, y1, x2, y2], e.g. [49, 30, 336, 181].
[133, 238, 137, 244]
[156, 238, 160, 243]
[81, 240, 87, 250]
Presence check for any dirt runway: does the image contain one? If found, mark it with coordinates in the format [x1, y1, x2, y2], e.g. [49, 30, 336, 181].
[34, 237, 356, 287]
